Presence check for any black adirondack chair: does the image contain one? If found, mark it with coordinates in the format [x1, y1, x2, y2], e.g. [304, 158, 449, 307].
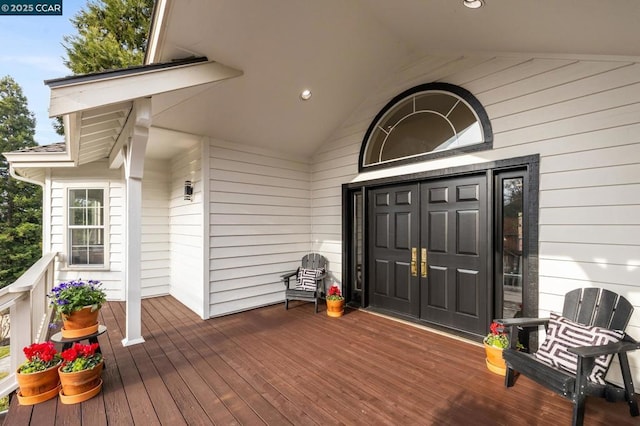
[497, 288, 640, 426]
[281, 253, 327, 313]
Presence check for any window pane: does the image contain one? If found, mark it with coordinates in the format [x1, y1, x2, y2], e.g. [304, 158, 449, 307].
[381, 98, 413, 130]
[71, 229, 87, 245]
[88, 247, 104, 264]
[502, 177, 523, 319]
[87, 207, 103, 226]
[415, 93, 457, 116]
[70, 208, 86, 226]
[87, 189, 103, 206]
[69, 189, 86, 207]
[87, 229, 103, 245]
[71, 248, 88, 265]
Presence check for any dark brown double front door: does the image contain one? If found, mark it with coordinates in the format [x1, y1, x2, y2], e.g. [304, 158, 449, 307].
[368, 174, 488, 335]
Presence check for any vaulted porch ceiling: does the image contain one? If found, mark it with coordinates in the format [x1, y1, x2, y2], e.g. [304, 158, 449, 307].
[147, 0, 640, 158]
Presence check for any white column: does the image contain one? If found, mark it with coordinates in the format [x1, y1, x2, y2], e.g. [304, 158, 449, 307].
[121, 98, 151, 347]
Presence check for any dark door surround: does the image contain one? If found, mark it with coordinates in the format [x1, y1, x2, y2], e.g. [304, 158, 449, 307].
[342, 155, 540, 340]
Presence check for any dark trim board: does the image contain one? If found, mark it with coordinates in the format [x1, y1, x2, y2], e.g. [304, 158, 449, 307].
[346, 154, 539, 191]
[342, 155, 539, 342]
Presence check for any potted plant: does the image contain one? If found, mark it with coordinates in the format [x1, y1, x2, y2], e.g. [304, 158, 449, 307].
[483, 321, 523, 375]
[58, 342, 104, 404]
[48, 279, 106, 338]
[16, 342, 62, 405]
[326, 284, 345, 317]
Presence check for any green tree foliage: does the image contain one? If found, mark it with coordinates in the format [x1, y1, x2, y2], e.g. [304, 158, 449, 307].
[0, 76, 42, 288]
[63, 0, 154, 74]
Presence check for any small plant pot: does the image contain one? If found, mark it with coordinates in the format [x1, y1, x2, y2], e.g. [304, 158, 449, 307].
[62, 306, 100, 338]
[483, 340, 506, 376]
[17, 383, 61, 405]
[59, 379, 102, 405]
[16, 363, 61, 397]
[326, 299, 345, 317]
[16, 362, 61, 405]
[59, 360, 103, 398]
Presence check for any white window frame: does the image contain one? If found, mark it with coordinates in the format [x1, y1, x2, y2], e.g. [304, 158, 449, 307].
[63, 184, 110, 271]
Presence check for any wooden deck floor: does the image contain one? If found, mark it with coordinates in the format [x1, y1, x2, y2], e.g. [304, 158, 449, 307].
[5, 296, 637, 425]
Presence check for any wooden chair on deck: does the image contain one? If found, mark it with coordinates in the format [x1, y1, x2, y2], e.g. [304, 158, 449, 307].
[496, 288, 640, 426]
[281, 253, 327, 313]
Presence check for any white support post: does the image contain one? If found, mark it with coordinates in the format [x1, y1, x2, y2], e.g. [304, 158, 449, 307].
[121, 98, 150, 347]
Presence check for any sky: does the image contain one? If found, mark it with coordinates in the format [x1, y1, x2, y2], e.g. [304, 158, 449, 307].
[0, 1, 86, 145]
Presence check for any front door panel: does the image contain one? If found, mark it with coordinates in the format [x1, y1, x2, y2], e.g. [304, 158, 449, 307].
[368, 184, 419, 317]
[420, 175, 488, 335]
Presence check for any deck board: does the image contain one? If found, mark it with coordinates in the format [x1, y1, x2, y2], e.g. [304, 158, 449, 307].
[4, 296, 638, 425]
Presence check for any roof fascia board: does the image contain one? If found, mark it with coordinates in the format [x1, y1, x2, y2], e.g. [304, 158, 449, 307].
[8, 161, 76, 168]
[3, 150, 72, 164]
[49, 60, 243, 117]
[145, 0, 170, 64]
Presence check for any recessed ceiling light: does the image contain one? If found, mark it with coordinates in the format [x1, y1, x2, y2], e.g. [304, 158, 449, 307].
[300, 89, 312, 100]
[463, 0, 483, 9]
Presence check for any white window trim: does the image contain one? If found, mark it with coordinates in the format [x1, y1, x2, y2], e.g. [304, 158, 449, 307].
[61, 183, 110, 271]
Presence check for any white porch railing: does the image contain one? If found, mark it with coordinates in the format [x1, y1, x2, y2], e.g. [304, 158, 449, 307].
[0, 252, 57, 398]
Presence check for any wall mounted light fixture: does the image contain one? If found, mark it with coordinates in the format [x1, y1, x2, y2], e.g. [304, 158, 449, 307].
[184, 180, 193, 201]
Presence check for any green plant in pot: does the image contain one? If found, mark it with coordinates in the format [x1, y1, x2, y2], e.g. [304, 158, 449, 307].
[48, 279, 107, 338]
[16, 342, 62, 405]
[58, 342, 104, 404]
[326, 284, 345, 317]
[483, 321, 523, 375]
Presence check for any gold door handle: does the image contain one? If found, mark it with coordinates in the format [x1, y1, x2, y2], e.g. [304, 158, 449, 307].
[411, 247, 417, 277]
[421, 248, 427, 277]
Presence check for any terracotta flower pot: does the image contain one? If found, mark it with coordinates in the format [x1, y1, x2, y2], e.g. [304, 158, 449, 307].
[483, 340, 506, 376]
[62, 306, 100, 338]
[59, 360, 104, 399]
[16, 362, 61, 405]
[326, 299, 345, 317]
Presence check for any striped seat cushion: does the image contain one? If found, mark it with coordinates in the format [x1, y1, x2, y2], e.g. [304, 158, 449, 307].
[534, 312, 624, 384]
[295, 268, 324, 291]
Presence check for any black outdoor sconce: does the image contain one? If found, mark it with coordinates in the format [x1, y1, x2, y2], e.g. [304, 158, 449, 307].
[184, 180, 193, 201]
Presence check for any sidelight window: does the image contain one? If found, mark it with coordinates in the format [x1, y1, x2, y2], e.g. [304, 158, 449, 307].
[499, 176, 524, 319]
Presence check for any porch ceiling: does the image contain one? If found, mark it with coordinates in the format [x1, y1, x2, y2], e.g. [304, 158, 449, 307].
[147, 0, 640, 158]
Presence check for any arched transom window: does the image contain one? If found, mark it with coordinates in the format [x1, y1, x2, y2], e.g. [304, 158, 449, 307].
[360, 83, 492, 170]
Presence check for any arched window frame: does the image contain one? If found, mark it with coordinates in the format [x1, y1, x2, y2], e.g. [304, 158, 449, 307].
[359, 82, 493, 172]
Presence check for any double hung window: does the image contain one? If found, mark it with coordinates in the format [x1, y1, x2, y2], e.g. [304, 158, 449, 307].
[68, 188, 105, 266]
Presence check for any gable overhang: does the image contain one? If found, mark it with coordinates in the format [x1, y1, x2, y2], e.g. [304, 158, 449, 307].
[42, 58, 242, 169]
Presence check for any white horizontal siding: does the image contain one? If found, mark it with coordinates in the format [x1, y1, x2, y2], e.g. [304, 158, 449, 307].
[169, 141, 205, 318]
[208, 139, 312, 317]
[141, 159, 171, 298]
[311, 53, 640, 387]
